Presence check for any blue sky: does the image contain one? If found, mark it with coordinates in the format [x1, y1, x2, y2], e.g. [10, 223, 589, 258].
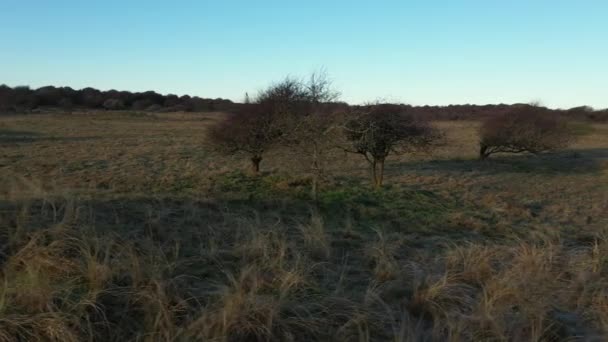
[1, 1, 606, 108]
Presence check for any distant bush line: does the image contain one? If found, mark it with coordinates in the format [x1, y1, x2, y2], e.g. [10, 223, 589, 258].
[1, 84, 607, 122]
[0, 84, 237, 113]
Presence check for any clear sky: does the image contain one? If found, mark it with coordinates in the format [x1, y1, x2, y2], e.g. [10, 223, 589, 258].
[1, 1, 606, 109]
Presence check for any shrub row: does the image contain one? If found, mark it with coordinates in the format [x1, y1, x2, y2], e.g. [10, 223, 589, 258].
[1, 83, 606, 122]
[0, 84, 235, 112]
[208, 74, 577, 194]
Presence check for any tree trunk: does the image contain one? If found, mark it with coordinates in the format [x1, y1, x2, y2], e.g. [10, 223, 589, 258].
[312, 173, 318, 202]
[311, 145, 319, 202]
[251, 155, 262, 174]
[370, 160, 377, 188]
[376, 158, 385, 188]
[479, 145, 489, 160]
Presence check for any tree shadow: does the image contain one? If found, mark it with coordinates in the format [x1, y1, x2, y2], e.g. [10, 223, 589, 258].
[391, 148, 608, 176]
[0, 129, 99, 144]
[0, 187, 476, 247]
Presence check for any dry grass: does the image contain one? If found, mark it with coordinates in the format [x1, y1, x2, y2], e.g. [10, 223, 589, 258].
[0, 111, 607, 340]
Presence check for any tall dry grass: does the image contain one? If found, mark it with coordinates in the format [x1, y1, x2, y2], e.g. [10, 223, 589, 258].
[1, 114, 607, 340]
[1, 193, 607, 341]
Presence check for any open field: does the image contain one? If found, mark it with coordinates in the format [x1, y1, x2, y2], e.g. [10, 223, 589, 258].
[1, 111, 608, 341]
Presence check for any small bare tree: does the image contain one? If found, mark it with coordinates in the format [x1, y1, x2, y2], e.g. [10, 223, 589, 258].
[208, 72, 341, 196]
[256, 77, 309, 117]
[207, 78, 307, 174]
[208, 106, 281, 174]
[479, 105, 574, 160]
[286, 71, 341, 200]
[343, 104, 439, 188]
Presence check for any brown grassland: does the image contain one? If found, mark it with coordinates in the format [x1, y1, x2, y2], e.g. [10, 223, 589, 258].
[0, 111, 607, 341]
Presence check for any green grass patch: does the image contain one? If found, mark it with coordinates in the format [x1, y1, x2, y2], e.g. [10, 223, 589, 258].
[210, 171, 463, 234]
[318, 183, 457, 233]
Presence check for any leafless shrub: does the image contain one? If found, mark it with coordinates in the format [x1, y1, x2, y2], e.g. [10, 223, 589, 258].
[207, 76, 314, 174]
[207, 105, 282, 174]
[479, 105, 574, 159]
[282, 71, 341, 200]
[343, 103, 440, 188]
[208, 72, 341, 182]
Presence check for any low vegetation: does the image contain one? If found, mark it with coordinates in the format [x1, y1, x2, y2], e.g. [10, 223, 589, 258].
[0, 76, 607, 340]
[0, 84, 235, 113]
[2, 84, 607, 122]
[343, 104, 441, 188]
[479, 105, 575, 160]
[1, 192, 608, 341]
[207, 106, 281, 174]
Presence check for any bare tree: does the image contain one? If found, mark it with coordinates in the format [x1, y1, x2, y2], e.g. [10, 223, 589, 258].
[207, 77, 307, 174]
[208, 72, 341, 192]
[282, 71, 341, 200]
[208, 105, 281, 174]
[343, 104, 439, 188]
[479, 105, 574, 160]
[255, 77, 309, 119]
